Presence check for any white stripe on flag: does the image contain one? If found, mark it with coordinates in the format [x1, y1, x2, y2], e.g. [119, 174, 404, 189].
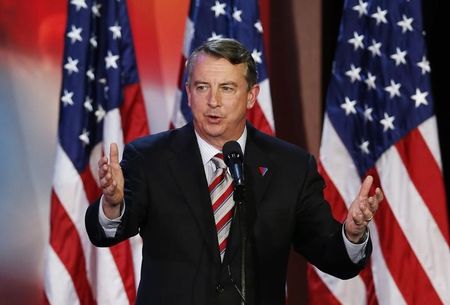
[315, 267, 367, 305]
[94, 247, 130, 305]
[130, 235, 143, 285]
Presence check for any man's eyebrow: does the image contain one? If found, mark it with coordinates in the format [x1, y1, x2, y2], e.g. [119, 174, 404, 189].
[219, 81, 238, 87]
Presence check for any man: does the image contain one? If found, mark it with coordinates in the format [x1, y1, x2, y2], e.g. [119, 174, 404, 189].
[85, 38, 383, 305]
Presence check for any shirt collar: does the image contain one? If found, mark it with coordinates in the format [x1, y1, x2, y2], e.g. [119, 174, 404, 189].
[195, 127, 247, 166]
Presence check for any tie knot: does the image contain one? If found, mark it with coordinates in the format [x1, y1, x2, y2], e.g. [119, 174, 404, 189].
[211, 153, 226, 170]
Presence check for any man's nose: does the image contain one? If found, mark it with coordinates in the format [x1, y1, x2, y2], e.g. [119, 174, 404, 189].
[208, 89, 221, 107]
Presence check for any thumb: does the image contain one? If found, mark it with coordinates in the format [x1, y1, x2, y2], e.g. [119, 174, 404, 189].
[109, 143, 120, 165]
[358, 175, 373, 198]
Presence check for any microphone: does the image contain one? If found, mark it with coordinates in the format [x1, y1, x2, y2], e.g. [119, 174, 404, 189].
[223, 141, 245, 202]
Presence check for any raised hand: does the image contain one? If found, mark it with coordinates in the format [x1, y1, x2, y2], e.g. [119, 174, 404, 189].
[98, 143, 124, 218]
[345, 175, 384, 243]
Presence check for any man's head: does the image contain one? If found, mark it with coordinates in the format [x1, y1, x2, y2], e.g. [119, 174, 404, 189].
[186, 38, 258, 90]
[185, 38, 260, 149]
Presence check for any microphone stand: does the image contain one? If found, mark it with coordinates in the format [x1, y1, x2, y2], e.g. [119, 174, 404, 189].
[233, 185, 246, 305]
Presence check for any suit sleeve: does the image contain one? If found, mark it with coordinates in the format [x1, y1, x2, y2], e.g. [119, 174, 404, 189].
[292, 154, 371, 279]
[85, 142, 149, 247]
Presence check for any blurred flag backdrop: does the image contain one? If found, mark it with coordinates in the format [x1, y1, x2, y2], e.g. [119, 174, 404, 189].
[43, 0, 149, 304]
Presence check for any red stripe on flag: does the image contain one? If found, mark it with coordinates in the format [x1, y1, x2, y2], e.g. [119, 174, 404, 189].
[307, 265, 342, 305]
[395, 129, 449, 242]
[247, 101, 274, 136]
[367, 169, 443, 305]
[120, 83, 150, 144]
[49, 191, 97, 305]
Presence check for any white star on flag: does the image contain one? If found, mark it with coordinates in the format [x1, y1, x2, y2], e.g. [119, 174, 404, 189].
[61, 90, 74, 106]
[254, 20, 263, 33]
[71, 0, 88, 11]
[353, 0, 368, 17]
[397, 15, 414, 33]
[67, 25, 83, 44]
[92, 3, 102, 17]
[86, 68, 95, 81]
[371, 6, 388, 25]
[208, 32, 223, 41]
[345, 64, 362, 83]
[90, 36, 98, 48]
[251, 49, 262, 64]
[411, 88, 429, 107]
[380, 112, 395, 131]
[359, 140, 370, 154]
[390, 47, 407, 66]
[364, 72, 376, 90]
[64, 57, 79, 74]
[341, 97, 357, 115]
[95, 105, 106, 122]
[363, 105, 373, 122]
[78, 128, 90, 145]
[368, 39, 382, 57]
[109, 23, 122, 39]
[348, 31, 365, 50]
[384, 79, 401, 98]
[211, 1, 226, 18]
[417, 56, 431, 75]
[233, 8, 243, 22]
[105, 51, 119, 69]
[83, 96, 93, 112]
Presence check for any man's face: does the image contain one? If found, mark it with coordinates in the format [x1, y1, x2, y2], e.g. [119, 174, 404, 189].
[186, 53, 259, 149]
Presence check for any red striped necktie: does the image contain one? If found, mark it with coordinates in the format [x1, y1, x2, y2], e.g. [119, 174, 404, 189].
[209, 153, 235, 261]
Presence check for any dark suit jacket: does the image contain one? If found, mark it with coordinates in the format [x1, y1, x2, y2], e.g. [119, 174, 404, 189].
[85, 122, 371, 305]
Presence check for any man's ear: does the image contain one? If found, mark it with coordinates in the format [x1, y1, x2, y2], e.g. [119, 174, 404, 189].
[246, 84, 260, 109]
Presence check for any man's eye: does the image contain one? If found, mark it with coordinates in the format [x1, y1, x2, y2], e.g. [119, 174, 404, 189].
[222, 86, 234, 92]
[196, 85, 208, 91]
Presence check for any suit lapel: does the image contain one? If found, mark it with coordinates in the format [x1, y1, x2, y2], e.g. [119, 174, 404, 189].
[167, 123, 221, 263]
[224, 125, 275, 264]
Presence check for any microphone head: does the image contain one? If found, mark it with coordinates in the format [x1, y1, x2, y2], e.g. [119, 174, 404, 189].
[222, 141, 243, 166]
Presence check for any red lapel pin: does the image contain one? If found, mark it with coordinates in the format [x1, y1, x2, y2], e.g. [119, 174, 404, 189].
[258, 166, 268, 176]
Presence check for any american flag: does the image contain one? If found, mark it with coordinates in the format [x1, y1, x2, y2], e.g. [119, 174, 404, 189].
[308, 0, 450, 304]
[43, 0, 149, 304]
[171, 0, 274, 135]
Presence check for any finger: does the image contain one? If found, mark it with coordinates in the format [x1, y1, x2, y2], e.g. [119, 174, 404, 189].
[368, 196, 378, 213]
[358, 175, 373, 198]
[100, 173, 112, 188]
[98, 155, 108, 168]
[98, 163, 108, 178]
[375, 187, 384, 202]
[352, 209, 365, 226]
[110, 143, 119, 165]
